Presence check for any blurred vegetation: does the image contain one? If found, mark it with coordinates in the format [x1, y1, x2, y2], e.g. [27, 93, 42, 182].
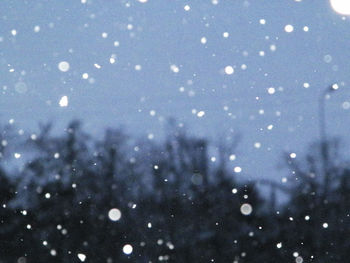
[0, 120, 349, 262]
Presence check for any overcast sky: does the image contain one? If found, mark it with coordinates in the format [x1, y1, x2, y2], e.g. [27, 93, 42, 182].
[1, 0, 350, 181]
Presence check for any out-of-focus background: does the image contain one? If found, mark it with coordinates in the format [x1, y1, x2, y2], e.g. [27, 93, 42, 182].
[1, 0, 350, 181]
[1, 1, 350, 262]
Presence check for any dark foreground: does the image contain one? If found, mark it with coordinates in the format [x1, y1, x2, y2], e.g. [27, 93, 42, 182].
[0, 121, 349, 262]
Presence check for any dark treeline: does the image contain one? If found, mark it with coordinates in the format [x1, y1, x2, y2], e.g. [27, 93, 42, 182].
[0, 120, 349, 263]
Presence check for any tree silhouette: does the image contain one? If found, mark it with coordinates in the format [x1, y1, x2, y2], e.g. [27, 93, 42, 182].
[0, 120, 350, 262]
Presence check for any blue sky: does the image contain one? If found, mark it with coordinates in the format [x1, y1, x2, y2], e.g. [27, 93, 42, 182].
[1, 0, 350, 181]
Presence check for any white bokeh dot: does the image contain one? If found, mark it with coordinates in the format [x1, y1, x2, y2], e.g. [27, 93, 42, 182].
[224, 66, 234, 75]
[284, 24, 294, 33]
[108, 208, 122, 221]
[234, 166, 242, 173]
[77, 253, 86, 262]
[240, 203, 253, 215]
[123, 244, 133, 255]
[58, 61, 70, 72]
[59, 96, 69, 107]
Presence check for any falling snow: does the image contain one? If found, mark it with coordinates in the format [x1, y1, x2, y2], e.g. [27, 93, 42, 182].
[108, 208, 122, 221]
[0, 1, 349, 262]
[123, 244, 133, 255]
[58, 61, 70, 72]
[59, 96, 69, 107]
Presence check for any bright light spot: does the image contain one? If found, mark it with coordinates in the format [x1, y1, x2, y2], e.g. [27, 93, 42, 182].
[234, 166, 242, 173]
[108, 208, 122, 221]
[303, 82, 310, 88]
[58, 61, 70, 72]
[123, 244, 133, 255]
[290, 153, 296, 158]
[323, 222, 328, 228]
[331, 83, 339, 90]
[45, 193, 51, 199]
[330, 0, 350, 15]
[82, 73, 89, 79]
[303, 26, 309, 32]
[276, 242, 282, 248]
[224, 65, 234, 75]
[254, 142, 261, 148]
[293, 252, 299, 257]
[50, 249, 57, 256]
[267, 124, 274, 130]
[14, 153, 21, 159]
[305, 215, 310, 220]
[267, 87, 275, 94]
[77, 253, 86, 262]
[259, 19, 266, 25]
[102, 32, 108, 38]
[170, 64, 179, 73]
[184, 4, 190, 11]
[284, 24, 294, 33]
[259, 51, 265, 57]
[296, 256, 303, 263]
[270, 44, 277, 52]
[240, 203, 253, 215]
[200, 37, 207, 44]
[197, 111, 205, 118]
[232, 188, 238, 194]
[241, 64, 247, 70]
[229, 154, 236, 161]
[110, 57, 116, 64]
[34, 26, 40, 33]
[138, 0, 148, 3]
[11, 29, 17, 36]
[223, 32, 229, 38]
[59, 96, 69, 107]
[135, 64, 142, 71]
[94, 63, 101, 69]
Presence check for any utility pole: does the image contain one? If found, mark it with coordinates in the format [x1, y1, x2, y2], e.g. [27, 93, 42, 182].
[318, 84, 339, 199]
